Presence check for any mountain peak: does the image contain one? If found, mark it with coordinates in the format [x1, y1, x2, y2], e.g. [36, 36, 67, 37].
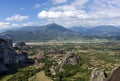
[47, 23, 60, 27]
[49, 23, 58, 25]
[43, 23, 68, 31]
[1, 23, 78, 41]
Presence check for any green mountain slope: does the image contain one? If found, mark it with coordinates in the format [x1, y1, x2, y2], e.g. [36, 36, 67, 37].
[1, 23, 79, 41]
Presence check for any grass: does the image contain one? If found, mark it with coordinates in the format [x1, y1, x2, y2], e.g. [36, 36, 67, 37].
[28, 70, 53, 81]
[0, 75, 13, 81]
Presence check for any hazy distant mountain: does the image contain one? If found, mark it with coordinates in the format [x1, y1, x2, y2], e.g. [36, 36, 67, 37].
[89, 26, 120, 35]
[70, 26, 120, 35]
[69, 27, 89, 34]
[1, 23, 79, 41]
[1, 24, 120, 41]
[0, 28, 14, 33]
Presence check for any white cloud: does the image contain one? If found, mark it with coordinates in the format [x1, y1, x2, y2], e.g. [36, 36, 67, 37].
[37, 4, 87, 19]
[34, 4, 41, 8]
[35, 0, 120, 27]
[6, 15, 29, 21]
[0, 21, 41, 28]
[37, 0, 91, 27]
[0, 22, 20, 28]
[52, 0, 68, 4]
[72, 0, 89, 7]
[0, 20, 49, 28]
[0, 22, 10, 28]
[95, 0, 120, 7]
[2, 0, 120, 28]
[38, 9, 87, 19]
[41, 0, 120, 26]
[50, 5, 76, 11]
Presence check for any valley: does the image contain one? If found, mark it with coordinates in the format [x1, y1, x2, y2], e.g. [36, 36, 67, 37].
[1, 41, 120, 81]
[0, 23, 120, 81]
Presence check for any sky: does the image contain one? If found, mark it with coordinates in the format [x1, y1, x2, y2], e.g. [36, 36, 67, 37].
[0, 0, 120, 28]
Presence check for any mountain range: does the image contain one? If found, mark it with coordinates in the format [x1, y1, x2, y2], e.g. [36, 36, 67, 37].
[0, 23, 120, 41]
[69, 26, 120, 35]
[0, 23, 79, 41]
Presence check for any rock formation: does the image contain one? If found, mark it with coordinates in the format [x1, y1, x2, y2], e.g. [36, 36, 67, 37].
[107, 66, 120, 81]
[90, 68, 107, 81]
[63, 53, 80, 65]
[15, 42, 26, 48]
[0, 38, 16, 64]
[59, 53, 80, 72]
[0, 38, 28, 73]
[90, 65, 120, 81]
[0, 63, 8, 73]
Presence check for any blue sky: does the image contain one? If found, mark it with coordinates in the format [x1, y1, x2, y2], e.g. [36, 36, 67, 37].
[0, 0, 120, 28]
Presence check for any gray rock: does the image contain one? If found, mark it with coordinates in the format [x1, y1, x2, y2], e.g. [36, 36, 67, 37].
[0, 63, 8, 73]
[59, 53, 80, 72]
[15, 42, 26, 47]
[90, 65, 120, 81]
[90, 68, 107, 81]
[63, 53, 80, 65]
[0, 38, 28, 73]
[0, 38, 15, 64]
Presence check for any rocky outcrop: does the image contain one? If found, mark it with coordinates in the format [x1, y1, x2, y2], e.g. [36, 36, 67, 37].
[15, 42, 26, 47]
[63, 53, 80, 65]
[107, 66, 120, 81]
[16, 51, 28, 63]
[0, 38, 28, 73]
[90, 68, 107, 81]
[90, 65, 120, 81]
[59, 53, 80, 72]
[0, 38, 16, 64]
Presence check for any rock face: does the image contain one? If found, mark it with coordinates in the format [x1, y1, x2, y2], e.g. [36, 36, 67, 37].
[63, 53, 80, 65]
[0, 63, 8, 73]
[90, 66, 120, 81]
[90, 68, 107, 81]
[16, 51, 28, 63]
[0, 38, 16, 64]
[107, 66, 120, 81]
[0, 38, 28, 73]
[59, 53, 80, 72]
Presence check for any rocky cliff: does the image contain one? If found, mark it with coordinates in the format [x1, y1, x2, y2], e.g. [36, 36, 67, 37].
[63, 53, 80, 66]
[0, 38, 28, 73]
[90, 66, 120, 81]
[107, 66, 120, 81]
[59, 53, 80, 72]
[90, 68, 107, 81]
